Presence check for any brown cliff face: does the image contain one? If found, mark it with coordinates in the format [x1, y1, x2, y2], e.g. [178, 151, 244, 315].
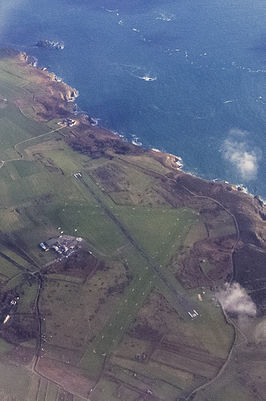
[3, 50, 78, 121]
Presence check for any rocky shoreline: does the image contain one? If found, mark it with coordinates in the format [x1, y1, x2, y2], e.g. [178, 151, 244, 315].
[3, 49, 265, 257]
[9, 49, 263, 202]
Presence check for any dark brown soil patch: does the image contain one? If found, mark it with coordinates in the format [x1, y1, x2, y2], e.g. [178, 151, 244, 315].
[45, 250, 102, 280]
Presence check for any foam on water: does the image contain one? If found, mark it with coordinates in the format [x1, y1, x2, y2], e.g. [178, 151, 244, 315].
[138, 75, 157, 82]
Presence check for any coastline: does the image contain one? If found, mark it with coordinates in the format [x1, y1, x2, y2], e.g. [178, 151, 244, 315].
[4, 49, 266, 211]
[8, 49, 264, 205]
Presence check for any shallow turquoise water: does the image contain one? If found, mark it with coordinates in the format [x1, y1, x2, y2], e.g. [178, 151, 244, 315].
[1, 0, 266, 196]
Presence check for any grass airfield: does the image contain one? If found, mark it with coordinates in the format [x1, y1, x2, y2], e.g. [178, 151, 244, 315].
[0, 53, 264, 401]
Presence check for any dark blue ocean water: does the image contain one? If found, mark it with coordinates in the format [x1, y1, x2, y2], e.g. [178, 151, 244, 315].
[1, 0, 266, 197]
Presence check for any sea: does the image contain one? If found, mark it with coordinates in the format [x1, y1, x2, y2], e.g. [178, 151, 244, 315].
[1, 0, 266, 198]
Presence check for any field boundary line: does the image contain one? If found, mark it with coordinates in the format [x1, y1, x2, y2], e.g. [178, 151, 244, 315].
[184, 306, 237, 400]
[0, 126, 65, 170]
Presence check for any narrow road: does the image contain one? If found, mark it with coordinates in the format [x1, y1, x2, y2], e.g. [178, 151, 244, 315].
[0, 125, 65, 170]
[15, 125, 65, 150]
[183, 304, 250, 401]
[181, 184, 240, 251]
[31, 272, 91, 401]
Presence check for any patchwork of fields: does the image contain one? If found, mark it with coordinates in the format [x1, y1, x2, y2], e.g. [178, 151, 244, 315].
[0, 52, 265, 401]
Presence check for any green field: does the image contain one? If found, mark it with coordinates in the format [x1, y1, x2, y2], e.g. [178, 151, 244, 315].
[0, 53, 260, 401]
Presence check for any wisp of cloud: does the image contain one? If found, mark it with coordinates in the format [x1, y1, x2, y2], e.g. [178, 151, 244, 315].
[222, 128, 261, 181]
[216, 282, 256, 317]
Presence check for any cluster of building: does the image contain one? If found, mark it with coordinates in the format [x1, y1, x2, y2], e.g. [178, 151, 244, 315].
[58, 118, 77, 128]
[39, 235, 82, 257]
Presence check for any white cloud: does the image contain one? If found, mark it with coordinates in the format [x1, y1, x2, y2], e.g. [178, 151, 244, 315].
[222, 128, 260, 181]
[216, 282, 256, 317]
